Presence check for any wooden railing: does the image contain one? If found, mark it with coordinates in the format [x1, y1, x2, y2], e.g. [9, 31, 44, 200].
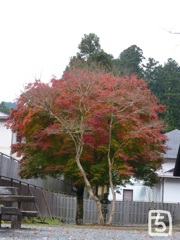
[0, 152, 77, 223]
[0, 152, 73, 194]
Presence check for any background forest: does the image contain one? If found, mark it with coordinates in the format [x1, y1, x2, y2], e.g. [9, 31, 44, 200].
[1, 33, 180, 132]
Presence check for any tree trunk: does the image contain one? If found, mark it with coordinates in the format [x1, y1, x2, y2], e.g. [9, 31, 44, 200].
[75, 147, 104, 225]
[94, 197, 104, 224]
[75, 184, 85, 225]
[106, 115, 116, 225]
[107, 190, 116, 225]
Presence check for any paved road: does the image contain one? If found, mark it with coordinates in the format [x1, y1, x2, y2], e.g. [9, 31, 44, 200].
[0, 225, 180, 239]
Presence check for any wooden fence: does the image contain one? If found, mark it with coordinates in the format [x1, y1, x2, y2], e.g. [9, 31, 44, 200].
[0, 152, 74, 194]
[1, 152, 180, 225]
[0, 177, 77, 223]
[0, 152, 77, 223]
[84, 199, 180, 225]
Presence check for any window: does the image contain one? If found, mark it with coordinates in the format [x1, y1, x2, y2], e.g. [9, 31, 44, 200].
[123, 189, 133, 201]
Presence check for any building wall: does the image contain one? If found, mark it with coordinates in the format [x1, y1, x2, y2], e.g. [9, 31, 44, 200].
[109, 178, 180, 203]
[0, 112, 20, 159]
[0, 118, 12, 156]
[163, 178, 180, 203]
[150, 178, 180, 203]
[109, 183, 154, 202]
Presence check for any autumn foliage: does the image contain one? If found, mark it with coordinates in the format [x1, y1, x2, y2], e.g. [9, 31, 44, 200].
[6, 68, 166, 224]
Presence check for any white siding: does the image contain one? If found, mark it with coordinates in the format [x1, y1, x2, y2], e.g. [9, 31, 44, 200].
[109, 183, 153, 202]
[0, 112, 19, 158]
[0, 119, 12, 155]
[163, 178, 180, 203]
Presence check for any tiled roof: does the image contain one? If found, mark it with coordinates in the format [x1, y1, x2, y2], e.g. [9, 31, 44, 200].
[164, 129, 180, 159]
[0, 111, 9, 119]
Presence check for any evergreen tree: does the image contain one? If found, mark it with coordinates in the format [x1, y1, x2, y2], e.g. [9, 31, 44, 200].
[143, 58, 180, 131]
[77, 33, 101, 60]
[0, 101, 10, 114]
[113, 45, 145, 78]
[66, 33, 114, 72]
[158, 59, 180, 130]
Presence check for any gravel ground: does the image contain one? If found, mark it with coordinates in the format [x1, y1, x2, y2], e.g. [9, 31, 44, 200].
[0, 224, 180, 240]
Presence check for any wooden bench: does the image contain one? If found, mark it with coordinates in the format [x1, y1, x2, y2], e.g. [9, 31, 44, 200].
[21, 210, 39, 217]
[0, 186, 39, 229]
[0, 206, 22, 228]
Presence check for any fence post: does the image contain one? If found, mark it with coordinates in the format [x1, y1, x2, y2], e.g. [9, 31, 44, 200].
[28, 185, 42, 220]
[41, 189, 53, 220]
[175, 203, 180, 223]
[123, 201, 129, 225]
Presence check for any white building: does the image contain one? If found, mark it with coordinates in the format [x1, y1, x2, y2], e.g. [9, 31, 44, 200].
[0, 111, 18, 158]
[109, 129, 180, 203]
[0, 111, 12, 156]
[154, 129, 180, 203]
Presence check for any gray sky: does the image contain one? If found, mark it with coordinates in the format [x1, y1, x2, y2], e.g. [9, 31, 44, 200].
[0, 0, 180, 102]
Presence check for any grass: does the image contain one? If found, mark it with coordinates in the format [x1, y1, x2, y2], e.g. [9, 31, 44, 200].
[21, 217, 61, 225]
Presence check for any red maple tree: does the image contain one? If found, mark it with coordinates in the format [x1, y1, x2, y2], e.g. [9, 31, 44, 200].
[6, 68, 166, 224]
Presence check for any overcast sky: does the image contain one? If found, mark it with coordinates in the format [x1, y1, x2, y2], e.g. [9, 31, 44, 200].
[0, 0, 180, 102]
